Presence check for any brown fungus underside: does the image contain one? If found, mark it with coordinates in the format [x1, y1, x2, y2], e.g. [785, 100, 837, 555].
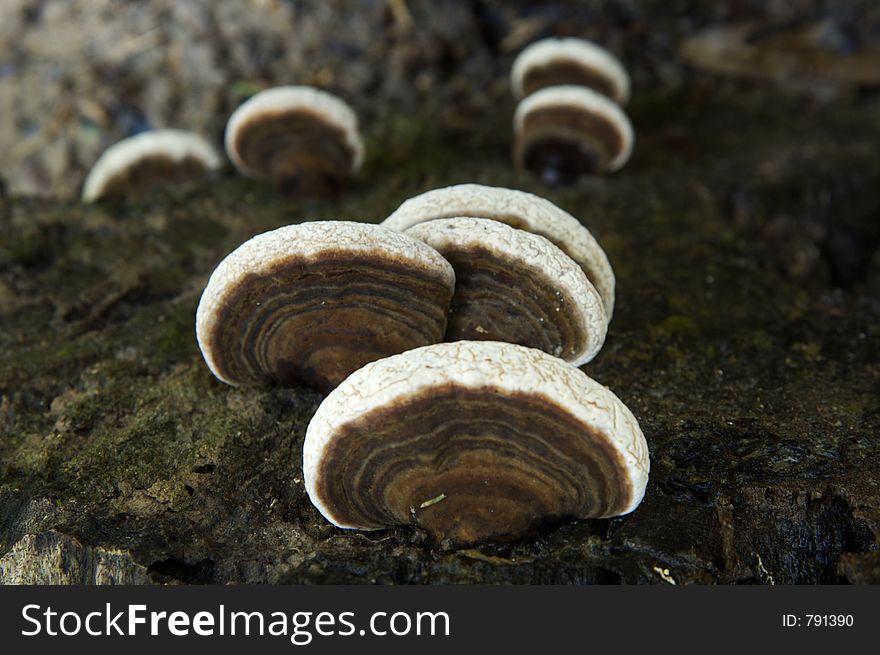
[439, 245, 586, 360]
[516, 106, 625, 182]
[94, 154, 214, 199]
[232, 109, 357, 197]
[203, 252, 453, 391]
[314, 385, 634, 545]
[521, 60, 619, 100]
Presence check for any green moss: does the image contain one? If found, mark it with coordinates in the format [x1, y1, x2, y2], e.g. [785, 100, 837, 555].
[791, 341, 822, 362]
[651, 315, 700, 342]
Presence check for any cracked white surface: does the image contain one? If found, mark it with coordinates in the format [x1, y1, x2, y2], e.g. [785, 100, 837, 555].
[195, 220, 455, 386]
[303, 340, 650, 529]
[405, 217, 607, 365]
[81, 129, 222, 202]
[381, 183, 615, 319]
[511, 37, 631, 104]
[514, 85, 634, 172]
[224, 86, 365, 177]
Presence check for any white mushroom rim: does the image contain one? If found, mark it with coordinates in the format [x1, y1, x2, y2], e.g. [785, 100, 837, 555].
[81, 129, 222, 202]
[405, 216, 607, 366]
[382, 183, 616, 320]
[514, 84, 635, 173]
[224, 86, 365, 177]
[195, 220, 455, 387]
[302, 340, 650, 532]
[511, 37, 631, 104]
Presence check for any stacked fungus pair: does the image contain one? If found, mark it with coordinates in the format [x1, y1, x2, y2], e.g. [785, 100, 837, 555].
[81, 86, 362, 202]
[511, 37, 634, 185]
[196, 184, 649, 545]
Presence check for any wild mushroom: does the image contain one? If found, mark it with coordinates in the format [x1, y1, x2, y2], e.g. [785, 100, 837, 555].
[224, 86, 364, 197]
[81, 129, 222, 202]
[303, 340, 650, 545]
[382, 183, 616, 320]
[514, 85, 634, 184]
[511, 37, 631, 104]
[195, 221, 455, 392]
[404, 217, 606, 365]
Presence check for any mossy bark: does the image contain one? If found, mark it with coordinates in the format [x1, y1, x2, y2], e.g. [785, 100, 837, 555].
[1, 87, 879, 584]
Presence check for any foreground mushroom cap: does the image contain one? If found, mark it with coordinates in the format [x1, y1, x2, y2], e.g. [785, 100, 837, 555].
[225, 86, 364, 197]
[382, 183, 616, 319]
[303, 340, 650, 545]
[511, 37, 631, 104]
[81, 129, 222, 202]
[195, 221, 454, 391]
[514, 85, 634, 184]
[405, 217, 606, 366]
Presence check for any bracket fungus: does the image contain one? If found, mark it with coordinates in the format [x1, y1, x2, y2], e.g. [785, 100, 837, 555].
[514, 85, 634, 184]
[195, 221, 455, 392]
[224, 86, 364, 197]
[404, 217, 607, 365]
[81, 129, 222, 202]
[303, 340, 650, 545]
[382, 183, 616, 319]
[511, 37, 631, 105]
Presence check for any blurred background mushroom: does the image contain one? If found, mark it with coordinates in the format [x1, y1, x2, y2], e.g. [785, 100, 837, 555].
[513, 85, 634, 184]
[224, 85, 364, 197]
[81, 128, 221, 202]
[511, 36, 631, 104]
[509, 34, 633, 185]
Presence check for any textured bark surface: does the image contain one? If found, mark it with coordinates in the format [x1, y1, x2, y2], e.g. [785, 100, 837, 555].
[1, 0, 879, 584]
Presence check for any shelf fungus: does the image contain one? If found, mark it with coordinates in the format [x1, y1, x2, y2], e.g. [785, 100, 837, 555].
[404, 217, 607, 365]
[382, 183, 616, 320]
[514, 85, 634, 184]
[81, 129, 222, 202]
[224, 86, 364, 197]
[511, 37, 631, 105]
[303, 341, 650, 545]
[195, 221, 455, 392]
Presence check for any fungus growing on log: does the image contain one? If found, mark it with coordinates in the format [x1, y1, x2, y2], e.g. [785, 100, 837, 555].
[382, 183, 616, 319]
[195, 221, 455, 392]
[303, 340, 650, 545]
[224, 86, 364, 197]
[511, 37, 631, 104]
[405, 217, 607, 365]
[81, 129, 221, 202]
[514, 85, 634, 184]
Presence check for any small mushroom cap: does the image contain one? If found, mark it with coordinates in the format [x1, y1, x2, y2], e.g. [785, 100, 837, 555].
[195, 221, 455, 392]
[303, 340, 650, 545]
[405, 217, 607, 366]
[382, 183, 616, 320]
[511, 37, 631, 104]
[224, 86, 364, 195]
[514, 85, 634, 182]
[81, 129, 222, 202]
